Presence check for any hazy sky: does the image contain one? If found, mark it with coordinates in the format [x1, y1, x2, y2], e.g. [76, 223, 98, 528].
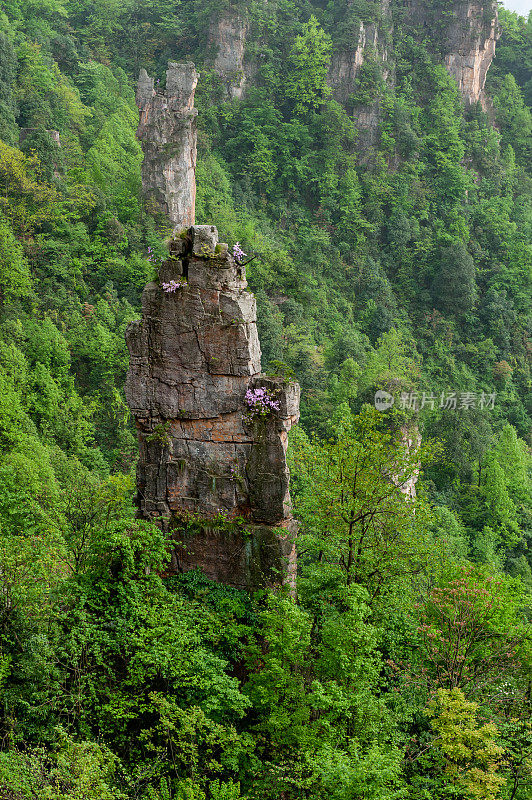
[503, 0, 531, 15]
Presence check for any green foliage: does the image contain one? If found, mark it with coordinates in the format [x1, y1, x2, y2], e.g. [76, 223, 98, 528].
[86, 102, 142, 221]
[431, 241, 477, 318]
[290, 405, 437, 592]
[415, 567, 528, 695]
[0, 139, 61, 235]
[0, 28, 17, 145]
[0, 2, 529, 799]
[0, 219, 32, 302]
[0, 734, 125, 799]
[494, 74, 532, 164]
[285, 16, 332, 115]
[427, 688, 505, 800]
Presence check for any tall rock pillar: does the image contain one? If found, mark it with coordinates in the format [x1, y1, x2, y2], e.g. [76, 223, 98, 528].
[136, 62, 198, 231]
[125, 227, 300, 589]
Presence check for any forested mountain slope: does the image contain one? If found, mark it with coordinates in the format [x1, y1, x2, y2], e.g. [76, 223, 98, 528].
[0, 1, 531, 798]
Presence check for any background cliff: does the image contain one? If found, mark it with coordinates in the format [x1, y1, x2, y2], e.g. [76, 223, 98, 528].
[0, 1, 531, 798]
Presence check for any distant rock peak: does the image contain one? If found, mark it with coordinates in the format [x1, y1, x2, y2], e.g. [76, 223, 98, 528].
[443, 1, 499, 107]
[328, 0, 393, 106]
[136, 62, 199, 231]
[209, 11, 248, 99]
[405, 0, 500, 107]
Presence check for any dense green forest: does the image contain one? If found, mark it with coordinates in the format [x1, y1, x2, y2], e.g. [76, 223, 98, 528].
[0, 0, 531, 797]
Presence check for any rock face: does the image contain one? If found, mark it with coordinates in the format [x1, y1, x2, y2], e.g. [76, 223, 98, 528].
[406, 0, 499, 107]
[328, 1, 392, 105]
[209, 12, 248, 99]
[327, 0, 393, 155]
[443, 2, 499, 107]
[136, 62, 198, 231]
[396, 423, 421, 501]
[125, 225, 300, 589]
[328, 1, 498, 158]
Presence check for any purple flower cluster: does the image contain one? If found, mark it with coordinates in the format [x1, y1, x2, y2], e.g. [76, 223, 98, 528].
[162, 278, 187, 293]
[232, 242, 247, 263]
[245, 387, 280, 417]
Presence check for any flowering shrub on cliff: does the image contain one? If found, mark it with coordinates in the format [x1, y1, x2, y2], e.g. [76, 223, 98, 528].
[232, 242, 246, 263]
[245, 387, 280, 418]
[162, 278, 187, 292]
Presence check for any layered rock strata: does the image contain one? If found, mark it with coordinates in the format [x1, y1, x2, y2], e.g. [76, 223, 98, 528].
[136, 62, 198, 231]
[125, 225, 300, 588]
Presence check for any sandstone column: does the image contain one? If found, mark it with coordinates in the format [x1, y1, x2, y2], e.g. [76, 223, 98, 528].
[125, 226, 299, 589]
[136, 62, 198, 231]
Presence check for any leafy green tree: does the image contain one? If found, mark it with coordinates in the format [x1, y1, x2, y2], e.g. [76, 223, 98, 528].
[361, 328, 420, 391]
[0, 734, 125, 799]
[498, 717, 532, 800]
[285, 16, 332, 115]
[0, 141, 60, 235]
[290, 407, 436, 594]
[427, 688, 505, 800]
[0, 220, 32, 304]
[494, 74, 532, 164]
[86, 102, 142, 221]
[0, 28, 17, 145]
[244, 589, 401, 800]
[431, 241, 477, 317]
[482, 456, 520, 547]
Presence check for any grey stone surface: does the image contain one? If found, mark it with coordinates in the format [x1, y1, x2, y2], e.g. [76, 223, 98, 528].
[327, 1, 498, 158]
[191, 225, 219, 256]
[406, 0, 499, 107]
[166, 62, 198, 107]
[126, 227, 300, 542]
[327, 1, 392, 106]
[209, 12, 248, 99]
[171, 522, 296, 590]
[136, 68, 155, 105]
[136, 62, 199, 231]
[443, 2, 499, 107]
[326, 1, 393, 156]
